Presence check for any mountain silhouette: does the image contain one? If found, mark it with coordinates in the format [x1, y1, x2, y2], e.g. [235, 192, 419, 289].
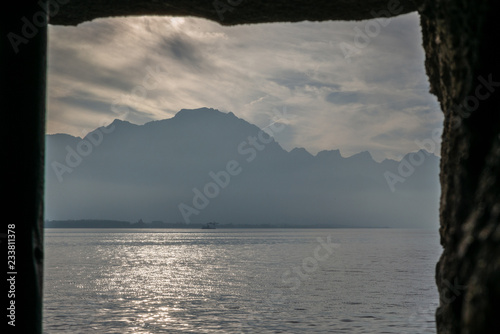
[45, 107, 440, 228]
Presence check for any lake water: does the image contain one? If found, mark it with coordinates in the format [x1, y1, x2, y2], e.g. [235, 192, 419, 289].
[43, 228, 441, 333]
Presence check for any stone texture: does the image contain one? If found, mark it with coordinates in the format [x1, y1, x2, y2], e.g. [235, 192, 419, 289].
[420, 1, 500, 332]
[50, 0, 421, 26]
[3, 2, 46, 333]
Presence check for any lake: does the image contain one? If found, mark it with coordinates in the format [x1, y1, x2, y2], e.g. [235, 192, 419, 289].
[43, 228, 441, 333]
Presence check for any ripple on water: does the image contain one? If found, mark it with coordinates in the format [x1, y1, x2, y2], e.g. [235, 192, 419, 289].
[43, 229, 440, 333]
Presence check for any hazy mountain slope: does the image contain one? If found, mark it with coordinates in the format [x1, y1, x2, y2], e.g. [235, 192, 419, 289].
[45, 107, 440, 228]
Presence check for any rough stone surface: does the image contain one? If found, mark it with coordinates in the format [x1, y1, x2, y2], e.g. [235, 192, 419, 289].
[47, 1, 500, 333]
[50, 0, 421, 26]
[3, 2, 46, 333]
[420, 1, 500, 333]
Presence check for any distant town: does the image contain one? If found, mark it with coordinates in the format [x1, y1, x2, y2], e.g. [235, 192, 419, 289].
[43, 219, 380, 229]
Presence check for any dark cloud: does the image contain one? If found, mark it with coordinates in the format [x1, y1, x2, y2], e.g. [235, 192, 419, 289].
[158, 34, 211, 72]
[371, 128, 417, 142]
[48, 45, 138, 93]
[270, 70, 341, 90]
[57, 94, 111, 112]
[325, 91, 361, 105]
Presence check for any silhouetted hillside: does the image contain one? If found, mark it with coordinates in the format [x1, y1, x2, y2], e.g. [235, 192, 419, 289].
[45, 108, 440, 228]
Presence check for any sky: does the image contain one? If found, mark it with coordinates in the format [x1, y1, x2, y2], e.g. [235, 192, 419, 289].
[47, 12, 442, 162]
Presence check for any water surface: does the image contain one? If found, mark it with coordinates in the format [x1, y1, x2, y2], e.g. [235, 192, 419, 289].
[43, 228, 440, 333]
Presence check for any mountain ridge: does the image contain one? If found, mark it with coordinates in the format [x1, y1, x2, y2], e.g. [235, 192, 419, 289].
[45, 107, 440, 228]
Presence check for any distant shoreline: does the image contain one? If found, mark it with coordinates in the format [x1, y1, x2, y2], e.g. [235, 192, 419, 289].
[43, 220, 390, 229]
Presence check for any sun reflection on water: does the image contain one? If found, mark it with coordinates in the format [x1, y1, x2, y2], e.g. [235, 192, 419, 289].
[44, 229, 440, 333]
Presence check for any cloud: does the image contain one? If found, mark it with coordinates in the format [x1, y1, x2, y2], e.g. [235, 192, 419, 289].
[47, 12, 442, 160]
[269, 70, 342, 91]
[325, 91, 361, 105]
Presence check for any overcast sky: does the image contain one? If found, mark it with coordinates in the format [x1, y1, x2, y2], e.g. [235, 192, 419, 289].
[47, 12, 442, 162]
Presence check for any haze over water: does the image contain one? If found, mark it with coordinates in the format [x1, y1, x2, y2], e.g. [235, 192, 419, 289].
[43, 228, 440, 333]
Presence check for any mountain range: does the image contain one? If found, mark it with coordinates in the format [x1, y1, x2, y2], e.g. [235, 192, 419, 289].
[45, 107, 440, 228]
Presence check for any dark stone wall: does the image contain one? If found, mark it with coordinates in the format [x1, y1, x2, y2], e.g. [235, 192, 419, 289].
[50, 0, 421, 26]
[420, 1, 500, 333]
[2, 1, 46, 333]
[4, 0, 497, 333]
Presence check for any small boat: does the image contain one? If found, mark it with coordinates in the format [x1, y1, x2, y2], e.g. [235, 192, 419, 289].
[202, 222, 218, 229]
